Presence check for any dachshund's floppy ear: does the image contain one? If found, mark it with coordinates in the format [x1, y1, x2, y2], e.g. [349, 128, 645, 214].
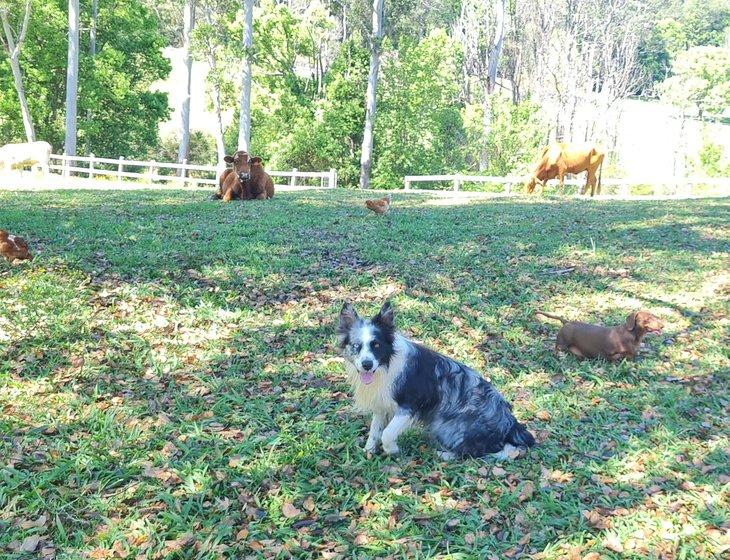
[339, 302, 359, 333]
[373, 301, 395, 329]
[625, 312, 637, 331]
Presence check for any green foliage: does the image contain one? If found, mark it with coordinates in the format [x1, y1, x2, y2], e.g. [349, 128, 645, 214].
[639, 18, 687, 86]
[639, 0, 729, 92]
[276, 39, 369, 188]
[699, 141, 730, 177]
[190, 0, 239, 113]
[683, 0, 730, 48]
[0, 0, 170, 156]
[462, 94, 546, 176]
[659, 46, 730, 118]
[158, 130, 217, 165]
[371, 30, 465, 189]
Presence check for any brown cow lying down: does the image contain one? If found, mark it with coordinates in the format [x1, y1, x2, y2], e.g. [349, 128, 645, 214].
[214, 151, 275, 202]
[0, 230, 33, 262]
[525, 142, 604, 196]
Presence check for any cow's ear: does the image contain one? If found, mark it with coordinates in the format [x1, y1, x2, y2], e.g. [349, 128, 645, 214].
[251, 157, 263, 165]
[224, 155, 234, 163]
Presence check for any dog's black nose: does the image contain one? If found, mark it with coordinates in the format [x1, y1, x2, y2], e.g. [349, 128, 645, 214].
[361, 359, 373, 372]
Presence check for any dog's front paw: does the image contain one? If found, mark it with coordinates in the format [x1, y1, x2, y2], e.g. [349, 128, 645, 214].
[382, 442, 400, 455]
[364, 439, 379, 453]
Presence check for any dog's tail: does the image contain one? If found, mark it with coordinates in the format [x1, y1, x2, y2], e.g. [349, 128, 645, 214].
[507, 421, 536, 448]
[535, 310, 567, 324]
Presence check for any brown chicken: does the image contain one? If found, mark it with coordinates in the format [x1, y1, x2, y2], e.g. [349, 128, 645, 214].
[0, 229, 33, 262]
[365, 193, 392, 215]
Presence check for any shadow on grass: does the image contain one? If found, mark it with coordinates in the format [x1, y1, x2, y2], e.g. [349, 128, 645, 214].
[1, 189, 727, 557]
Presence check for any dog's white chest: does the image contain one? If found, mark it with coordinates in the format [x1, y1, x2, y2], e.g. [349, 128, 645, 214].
[346, 363, 397, 415]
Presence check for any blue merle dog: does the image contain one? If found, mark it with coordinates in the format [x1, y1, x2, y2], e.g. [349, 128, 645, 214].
[338, 301, 535, 459]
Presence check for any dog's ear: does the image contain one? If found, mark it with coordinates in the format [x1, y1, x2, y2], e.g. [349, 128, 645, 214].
[625, 312, 637, 331]
[339, 302, 359, 333]
[223, 155, 234, 164]
[373, 301, 395, 329]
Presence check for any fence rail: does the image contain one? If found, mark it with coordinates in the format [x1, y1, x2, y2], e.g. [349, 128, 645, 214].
[404, 174, 730, 196]
[48, 154, 337, 189]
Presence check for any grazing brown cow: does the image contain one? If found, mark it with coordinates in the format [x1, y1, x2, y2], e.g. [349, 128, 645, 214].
[216, 151, 275, 202]
[525, 142, 604, 196]
[0, 230, 33, 262]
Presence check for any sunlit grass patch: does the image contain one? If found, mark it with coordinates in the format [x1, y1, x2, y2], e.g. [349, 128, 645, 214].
[0, 189, 728, 559]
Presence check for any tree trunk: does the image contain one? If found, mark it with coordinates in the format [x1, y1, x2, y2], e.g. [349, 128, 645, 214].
[237, 0, 253, 152]
[479, 0, 506, 172]
[64, 0, 80, 156]
[359, 0, 384, 189]
[84, 0, 97, 155]
[0, 1, 35, 142]
[177, 0, 195, 166]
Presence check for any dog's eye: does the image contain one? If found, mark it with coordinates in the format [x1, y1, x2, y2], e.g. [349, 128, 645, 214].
[372, 342, 380, 349]
[351, 343, 362, 353]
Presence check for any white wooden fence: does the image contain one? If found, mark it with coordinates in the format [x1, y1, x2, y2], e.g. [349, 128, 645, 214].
[49, 153, 337, 189]
[404, 174, 730, 196]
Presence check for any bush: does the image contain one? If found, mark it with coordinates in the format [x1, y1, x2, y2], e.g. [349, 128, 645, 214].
[156, 131, 217, 166]
[699, 141, 730, 177]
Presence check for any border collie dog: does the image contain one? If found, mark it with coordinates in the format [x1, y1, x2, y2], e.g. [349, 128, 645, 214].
[338, 301, 535, 459]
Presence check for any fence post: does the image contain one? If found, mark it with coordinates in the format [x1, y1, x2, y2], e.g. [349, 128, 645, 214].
[148, 160, 157, 184]
[116, 156, 124, 183]
[290, 168, 297, 188]
[404, 177, 411, 190]
[62, 152, 69, 177]
[89, 153, 95, 180]
[181, 158, 188, 186]
[620, 182, 630, 198]
[329, 168, 337, 189]
[505, 181, 512, 195]
[453, 175, 461, 191]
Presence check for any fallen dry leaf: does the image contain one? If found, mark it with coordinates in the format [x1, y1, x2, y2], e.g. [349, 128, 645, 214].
[20, 515, 47, 529]
[518, 481, 535, 502]
[20, 535, 40, 553]
[282, 503, 301, 519]
[536, 410, 551, 421]
[482, 508, 499, 521]
[603, 533, 624, 553]
[303, 496, 315, 512]
[582, 509, 611, 529]
[111, 540, 127, 558]
[87, 548, 111, 560]
[445, 518, 460, 530]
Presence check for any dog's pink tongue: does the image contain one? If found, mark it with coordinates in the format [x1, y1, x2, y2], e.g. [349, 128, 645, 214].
[361, 371, 375, 385]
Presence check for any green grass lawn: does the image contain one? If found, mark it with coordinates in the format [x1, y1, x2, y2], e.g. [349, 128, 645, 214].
[1, 188, 728, 560]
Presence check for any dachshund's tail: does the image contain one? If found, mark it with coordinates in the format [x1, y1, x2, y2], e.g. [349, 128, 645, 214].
[535, 311, 568, 324]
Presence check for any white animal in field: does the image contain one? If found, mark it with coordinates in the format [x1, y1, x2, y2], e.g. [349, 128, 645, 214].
[0, 141, 52, 174]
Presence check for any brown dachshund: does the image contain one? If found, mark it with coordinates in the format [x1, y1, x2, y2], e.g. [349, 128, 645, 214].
[0, 229, 33, 262]
[536, 310, 663, 361]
